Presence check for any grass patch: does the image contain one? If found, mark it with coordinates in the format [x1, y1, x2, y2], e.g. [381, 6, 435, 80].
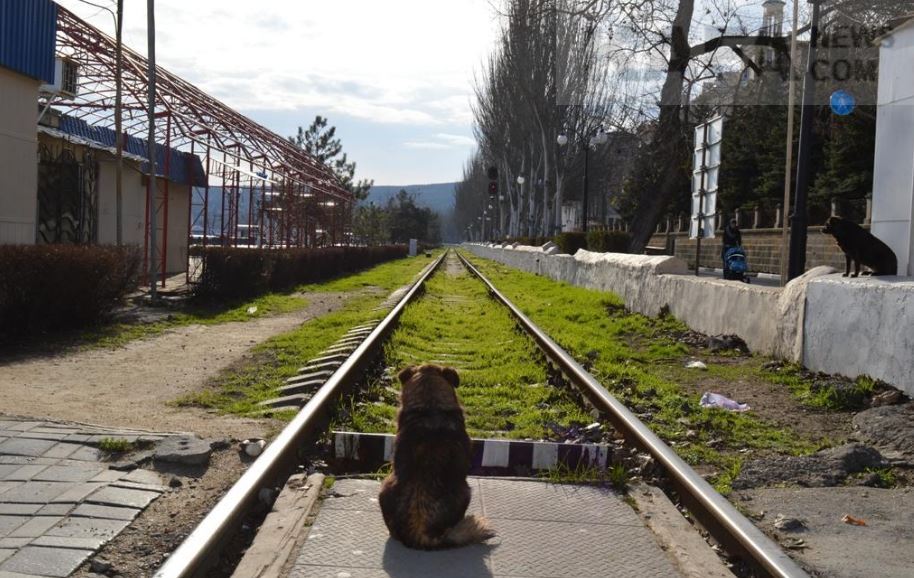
[98, 437, 134, 453]
[344, 260, 591, 439]
[762, 364, 876, 411]
[460, 252, 818, 487]
[83, 254, 442, 350]
[174, 255, 440, 415]
[84, 292, 312, 349]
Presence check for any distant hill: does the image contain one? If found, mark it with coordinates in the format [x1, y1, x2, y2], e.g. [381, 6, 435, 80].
[365, 183, 456, 215]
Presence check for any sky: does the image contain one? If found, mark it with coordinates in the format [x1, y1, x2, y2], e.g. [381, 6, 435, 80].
[56, 0, 501, 185]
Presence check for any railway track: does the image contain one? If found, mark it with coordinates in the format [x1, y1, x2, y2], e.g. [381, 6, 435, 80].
[154, 249, 808, 578]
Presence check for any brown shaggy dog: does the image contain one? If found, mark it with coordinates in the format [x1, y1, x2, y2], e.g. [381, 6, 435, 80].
[378, 364, 494, 549]
[823, 216, 897, 277]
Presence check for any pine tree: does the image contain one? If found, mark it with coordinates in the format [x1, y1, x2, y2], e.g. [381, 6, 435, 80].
[290, 116, 373, 201]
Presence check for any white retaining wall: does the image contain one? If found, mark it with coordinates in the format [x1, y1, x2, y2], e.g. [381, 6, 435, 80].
[464, 243, 914, 396]
[803, 277, 914, 392]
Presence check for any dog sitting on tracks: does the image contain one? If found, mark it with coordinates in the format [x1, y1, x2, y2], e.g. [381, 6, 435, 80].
[379, 364, 494, 549]
[823, 216, 897, 277]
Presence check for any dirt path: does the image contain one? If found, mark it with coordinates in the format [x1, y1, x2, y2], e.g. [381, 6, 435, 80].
[0, 292, 351, 440]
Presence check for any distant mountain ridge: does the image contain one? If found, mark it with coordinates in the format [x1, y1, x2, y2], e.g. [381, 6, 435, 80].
[365, 182, 456, 215]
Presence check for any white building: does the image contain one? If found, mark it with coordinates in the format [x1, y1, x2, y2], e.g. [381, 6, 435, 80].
[872, 16, 914, 276]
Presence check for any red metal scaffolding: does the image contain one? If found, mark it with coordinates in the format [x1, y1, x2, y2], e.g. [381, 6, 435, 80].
[47, 6, 353, 284]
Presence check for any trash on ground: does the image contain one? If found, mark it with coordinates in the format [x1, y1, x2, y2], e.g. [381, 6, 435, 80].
[773, 515, 807, 532]
[247, 306, 258, 315]
[686, 360, 708, 370]
[242, 438, 267, 457]
[841, 514, 867, 526]
[700, 392, 750, 412]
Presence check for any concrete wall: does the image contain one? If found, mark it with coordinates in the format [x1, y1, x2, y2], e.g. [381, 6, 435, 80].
[464, 243, 914, 397]
[97, 163, 189, 274]
[803, 276, 914, 390]
[872, 22, 914, 276]
[648, 226, 847, 275]
[96, 159, 147, 246]
[0, 67, 39, 244]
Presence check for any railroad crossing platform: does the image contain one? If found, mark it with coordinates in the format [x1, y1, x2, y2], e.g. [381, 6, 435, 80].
[287, 478, 684, 578]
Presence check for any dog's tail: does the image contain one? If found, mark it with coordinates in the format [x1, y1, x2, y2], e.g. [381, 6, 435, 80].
[443, 515, 496, 547]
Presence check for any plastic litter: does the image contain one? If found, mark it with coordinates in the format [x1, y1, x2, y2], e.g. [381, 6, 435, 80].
[842, 514, 867, 526]
[700, 392, 750, 412]
[242, 438, 267, 457]
[686, 360, 708, 370]
[246, 306, 258, 315]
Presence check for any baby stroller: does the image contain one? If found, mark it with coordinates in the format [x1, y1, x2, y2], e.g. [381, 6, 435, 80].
[723, 246, 750, 283]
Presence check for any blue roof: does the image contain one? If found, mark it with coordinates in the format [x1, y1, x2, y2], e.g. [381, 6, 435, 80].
[57, 114, 207, 187]
[0, 0, 56, 82]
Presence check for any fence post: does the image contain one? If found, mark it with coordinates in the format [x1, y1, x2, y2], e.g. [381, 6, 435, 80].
[775, 203, 782, 229]
[676, 213, 684, 232]
[830, 197, 841, 218]
[864, 194, 872, 226]
[716, 210, 723, 232]
[753, 205, 761, 229]
[734, 207, 742, 228]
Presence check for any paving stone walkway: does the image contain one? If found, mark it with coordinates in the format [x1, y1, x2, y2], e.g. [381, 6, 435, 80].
[289, 478, 682, 578]
[0, 417, 172, 577]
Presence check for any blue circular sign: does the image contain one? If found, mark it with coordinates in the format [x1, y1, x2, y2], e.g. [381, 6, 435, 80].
[830, 90, 856, 116]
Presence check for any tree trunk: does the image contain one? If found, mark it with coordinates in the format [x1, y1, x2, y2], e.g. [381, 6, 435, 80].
[628, 0, 695, 253]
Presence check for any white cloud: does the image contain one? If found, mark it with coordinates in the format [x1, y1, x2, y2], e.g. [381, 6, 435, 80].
[403, 141, 451, 150]
[56, 0, 499, 127]
[436, 133, 477, 147]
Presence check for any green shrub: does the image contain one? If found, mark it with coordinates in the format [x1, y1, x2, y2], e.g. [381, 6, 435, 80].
[553, 232, 588, 255]
[0, 244, 140, 339]
[586, 230, 631, 253]
[192, 245, 408, 301]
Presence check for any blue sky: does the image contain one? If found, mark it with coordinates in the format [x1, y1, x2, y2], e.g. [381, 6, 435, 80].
[57, 0, 500, 185]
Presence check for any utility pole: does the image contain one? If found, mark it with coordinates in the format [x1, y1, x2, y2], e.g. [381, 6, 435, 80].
[115, 0, 124, 246]
[780, 0, 801, 285]
[146, 0, 158, 299]
[787, 0, 821, 280]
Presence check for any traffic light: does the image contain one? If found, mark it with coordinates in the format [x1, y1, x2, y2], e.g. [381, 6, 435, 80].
[488, 181, 498, 196]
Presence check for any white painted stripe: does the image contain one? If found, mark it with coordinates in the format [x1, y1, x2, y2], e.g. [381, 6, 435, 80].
[335, 433, 359, 459]
[532, 442, 559, 470]
[383, 436, 395, 461]
[581, 444, 609, 469]
[481, 439, 511, 467]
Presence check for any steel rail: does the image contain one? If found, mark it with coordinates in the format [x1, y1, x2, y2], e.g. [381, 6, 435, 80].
[154, 252, 447, 578]
[456, 250, 808, 578]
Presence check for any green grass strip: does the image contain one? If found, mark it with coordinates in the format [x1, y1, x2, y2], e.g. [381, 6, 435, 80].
[174, 254, 441, 416]
[461, 252, 818, 493]
[346, 260, 592, 439]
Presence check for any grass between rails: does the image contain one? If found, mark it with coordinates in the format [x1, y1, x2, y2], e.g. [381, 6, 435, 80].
[461, 252, 819, 493]
[174, 254, 440, 415]
[344, 260, 592, 439]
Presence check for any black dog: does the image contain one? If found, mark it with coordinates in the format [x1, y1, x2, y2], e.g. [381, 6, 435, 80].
[378, 364, 494, 549]
[823, 216, 897, 277]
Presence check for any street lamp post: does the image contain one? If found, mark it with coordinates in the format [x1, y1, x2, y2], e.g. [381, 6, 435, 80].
[787, 0, 822, 280]
[558, 128, 608, 233]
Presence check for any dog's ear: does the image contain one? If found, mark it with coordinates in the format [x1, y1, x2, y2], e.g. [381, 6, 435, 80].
[441, 367, 460, 388]
[398, 365, 417, 385]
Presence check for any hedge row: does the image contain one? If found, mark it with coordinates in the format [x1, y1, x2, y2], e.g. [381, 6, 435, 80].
[192, 245, 409, 300]
[0, 245, 141, 339]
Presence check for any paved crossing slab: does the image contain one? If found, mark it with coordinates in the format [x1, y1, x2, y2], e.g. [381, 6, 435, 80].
[289, 478, 682, 578]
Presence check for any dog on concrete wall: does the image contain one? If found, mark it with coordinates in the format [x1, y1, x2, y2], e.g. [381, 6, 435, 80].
[378, 364, 494, 549]
[822, 216, 897, 277]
